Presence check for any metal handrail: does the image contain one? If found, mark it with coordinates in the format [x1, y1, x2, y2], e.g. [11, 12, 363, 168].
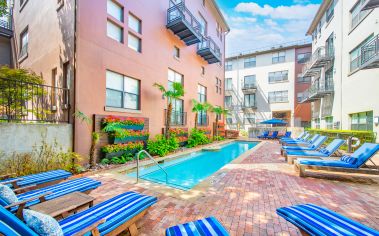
[136, 150, 168, 184]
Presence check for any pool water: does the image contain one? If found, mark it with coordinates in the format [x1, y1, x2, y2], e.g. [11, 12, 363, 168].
[128, 141, 258, 190]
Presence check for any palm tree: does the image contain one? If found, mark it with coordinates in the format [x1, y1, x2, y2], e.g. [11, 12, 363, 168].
[192, 99, 211, 129]
[154, 82, 184, 138]
[211, 106, 229, 137]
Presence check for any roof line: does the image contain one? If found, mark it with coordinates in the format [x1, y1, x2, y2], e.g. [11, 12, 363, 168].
[209, 0, 230, 32]
[306, 0, 332, 35]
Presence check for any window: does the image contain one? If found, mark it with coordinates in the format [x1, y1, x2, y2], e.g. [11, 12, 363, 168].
[272, 51, 285, 64]
[174, 46, 180, 58]
[226, 115, 233, 124]
[225, 78, 232, 90]
[244, 113, 255, 124]
[244, 75, 256, 88]
[314, 118, 320, 129]
[325, 116, 334, 129]
[350, 111, 373, 131]
[326, 0, 335, 23]
[106, 70, 140, 110]
[225, 96, 232, 107]
[244, 94, 256, 107]
[128, 14, 141, 34]
[107, 0, 123, 22]
[216, 77, 222, 94]
[351, 0, 370, 29]
[244, 56, 256, 68]
[297, 76, 311, 83]
[325, 66, 334, 90]
[198, 84, 207, 126]
[268, 91, 288, 103]
[269, 71, 288, 83]
[225, 61, 232, 71]
[62, 62, 69, 106]
[199, 14, 207, 36]
[297, 92, 304, 102]
[107, 20, 123, 42]
[350, 35, 374, 72]
[51, 68, 58, 108]
[128, 33, 141, 52]
[317, 21, 322, 37]
[201, 66, 205, 76]
[168, 69, 184, 125]
[20, 28, 29, 58]
[297, 52, 311, 64]
[326, 33, 334, 57]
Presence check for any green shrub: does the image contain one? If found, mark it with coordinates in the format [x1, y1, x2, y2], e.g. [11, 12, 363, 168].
[187, 128, 211, 148]
[0, 140, 83, 176]
[147, 135, 179, 157]
[101, 153, 134, 165]
[214, 135, 225, 141]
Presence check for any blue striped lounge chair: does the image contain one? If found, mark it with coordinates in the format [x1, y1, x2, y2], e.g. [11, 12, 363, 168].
[280, 132, 307, 143]
[285, 139, 345, 164]
[166, 216, 229, 236]
[0, 191, 157, 236]
[295, 143, 379, 177]
[257, 131, 269, 139]
[0, 177, 101, 218]
[0, 170, 72, 189]
[277, 204, 379, 236]
[281, 136, 327, 156]
[282, 134, 320, 146]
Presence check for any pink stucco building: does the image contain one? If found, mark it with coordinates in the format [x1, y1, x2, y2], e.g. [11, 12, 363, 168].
[11, 0, 229, 161]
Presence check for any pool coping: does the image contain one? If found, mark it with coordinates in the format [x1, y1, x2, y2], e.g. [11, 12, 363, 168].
[95, 139, 263, 200]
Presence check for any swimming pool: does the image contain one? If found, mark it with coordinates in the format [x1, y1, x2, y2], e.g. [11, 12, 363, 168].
[128, 141, 258, 190]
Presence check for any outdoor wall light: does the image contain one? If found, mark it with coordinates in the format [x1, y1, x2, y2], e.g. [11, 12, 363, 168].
[374, 116, 379, 126]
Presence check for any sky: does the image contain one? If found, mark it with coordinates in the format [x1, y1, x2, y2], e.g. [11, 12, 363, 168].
[216, 0, 322, 56]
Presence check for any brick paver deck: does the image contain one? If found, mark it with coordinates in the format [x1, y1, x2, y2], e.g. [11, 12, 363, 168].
[88, 141, 379, 235]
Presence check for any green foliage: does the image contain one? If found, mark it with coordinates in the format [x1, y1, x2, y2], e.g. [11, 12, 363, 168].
[239, 130, 248, 137]
[153, 82, 185, 103]
[0, 0, 7, 17]
[211, 106, 229, 117]
[147, 135, 179, 157]
[101, 142, 144, 154]
[101, 153, 134, 165]
[187, 129, 211, 148]
[306, 128, 377, 150]
[191, 99, 211, 114]
[214, 135, 225, 141]
[114, 129, 149, 139]
[0, 140, 83, 176]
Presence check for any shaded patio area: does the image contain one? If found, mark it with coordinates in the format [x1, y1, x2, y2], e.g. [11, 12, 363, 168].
[87, 141, 379, 235]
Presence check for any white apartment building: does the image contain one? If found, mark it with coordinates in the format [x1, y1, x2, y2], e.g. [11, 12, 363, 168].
[300, 0, 379, 140]
[225, 42, 312, 132]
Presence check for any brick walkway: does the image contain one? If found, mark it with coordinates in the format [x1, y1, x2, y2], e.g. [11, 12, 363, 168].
[88, 141, 379, 236]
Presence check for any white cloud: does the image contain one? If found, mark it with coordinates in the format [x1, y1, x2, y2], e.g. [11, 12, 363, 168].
[235, 2, 319, 20]
[230, 16, 257, 23]
[264, 19, 278, 27]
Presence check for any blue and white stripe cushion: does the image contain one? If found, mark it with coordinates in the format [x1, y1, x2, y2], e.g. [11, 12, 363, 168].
[277, 204, 379, 236]
[6, 178, 101, 211]
[165, 216, 229, 236]
[340, 155, 358, 165]
[0, 170, 72, 188]
[59, 191, 157, 236]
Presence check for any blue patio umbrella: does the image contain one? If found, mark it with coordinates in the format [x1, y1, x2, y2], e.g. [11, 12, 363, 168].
[259, 119, 288, 125]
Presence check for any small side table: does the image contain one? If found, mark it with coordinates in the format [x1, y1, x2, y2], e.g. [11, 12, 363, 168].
[29, 192, 95, 219]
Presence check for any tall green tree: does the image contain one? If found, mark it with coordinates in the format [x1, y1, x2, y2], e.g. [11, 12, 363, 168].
[0, 0, 7, 17]
[153, 82, 184, 138]
[192, 99, 211, 129]
[211, 106, 229, 137]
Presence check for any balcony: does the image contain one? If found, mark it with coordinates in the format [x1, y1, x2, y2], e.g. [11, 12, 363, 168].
[197, 36, 222, 64]
[300, 79, 334, 103]
[165, 110, 187, 126]
[166, 2, 202, 46]
[241, 83, 257, 94]
[360, 35, 379, 70]
[0, 13, 13, 38]
[362, 0, 379, 10]
[301, 46, 334, 77]
[242, 103, 257, 111]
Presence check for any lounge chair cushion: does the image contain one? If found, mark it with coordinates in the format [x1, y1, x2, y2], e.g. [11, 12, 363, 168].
[59, 191, 157, 235]
[286, 150, 328, 157]
[297, 158, 355, 168]
[340, 155, 358, 165]
[0, 184, 18, 205]
[0, 206, 38, 236]
[277, 204, 379, 236]
[165, 216, 229, 236]
[5, 178, 101, 212]
[23, 209, 63, 236]
[1, 170, 72, 188]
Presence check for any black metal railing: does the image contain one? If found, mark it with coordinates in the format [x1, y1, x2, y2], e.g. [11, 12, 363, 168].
[361, 34, 379, 65]
[0, 78, 70, 123]
[167, 1, 202, 35]
[0, 12, 12, 31]
[165, 109, 187, 126]
[198, 36, 222, 59]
